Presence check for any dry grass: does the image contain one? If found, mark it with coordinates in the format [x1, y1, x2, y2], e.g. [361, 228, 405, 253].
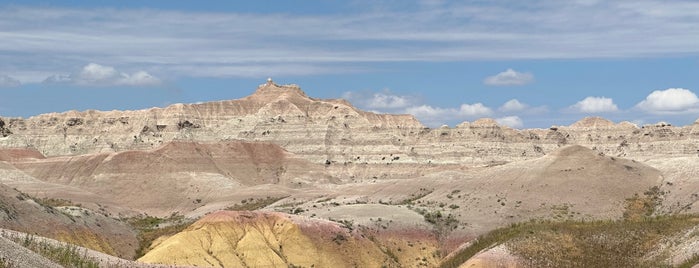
[5, 234, 99, 268]
[440, 214, 699, 268]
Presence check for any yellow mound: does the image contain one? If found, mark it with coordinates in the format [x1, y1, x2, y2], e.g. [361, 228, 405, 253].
[139, 210, 438, 267]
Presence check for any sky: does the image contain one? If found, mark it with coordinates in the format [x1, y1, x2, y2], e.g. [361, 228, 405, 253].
[1, 0, 698, 128]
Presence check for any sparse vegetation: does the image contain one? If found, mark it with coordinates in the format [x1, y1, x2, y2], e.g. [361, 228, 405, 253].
[225, 196, 287, 211]
[413, 207, 460, 252]
[291, 207, 305, 214]
[678, 253, 699, 268]
[125, 213, 192, 258]
[0, 257, 13, 268]
[624, 186, 664, 221]
[439, 214, 699, 268]
[35, 197, 79, 208]
[332, 233, 347, 245]
[397, 188, 433, 205]
[5, 234, 99, 268]
[329, 218, 355, 231]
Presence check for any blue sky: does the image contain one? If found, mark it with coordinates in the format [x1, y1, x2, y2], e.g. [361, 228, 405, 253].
[1, 1, 698, 128]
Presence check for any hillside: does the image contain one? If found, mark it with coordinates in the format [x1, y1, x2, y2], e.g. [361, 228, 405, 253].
[3, 140, 331, 216]
[0, 182, 138, 259]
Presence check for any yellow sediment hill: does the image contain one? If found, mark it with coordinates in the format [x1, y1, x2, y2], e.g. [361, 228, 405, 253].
[139, 210, 439, 267]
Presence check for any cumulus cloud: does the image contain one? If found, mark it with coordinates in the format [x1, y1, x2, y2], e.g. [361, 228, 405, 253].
[403, 103, 493, 125]
[0, 75, 21, 87]
[43, 63, 161, 86]
[366, 93, 411, 109]
[636, 88, 699, 114]
[457, 103, 493, 117]
[484, 69, 534, 86]
[569, 96, 619, 113]
[342, 90, 416, 110]
[496, 116, 523, 128]
[499, 99, 528, 112]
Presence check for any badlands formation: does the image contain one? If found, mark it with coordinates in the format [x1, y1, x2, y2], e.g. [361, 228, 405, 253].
[0, 80, 699, 267]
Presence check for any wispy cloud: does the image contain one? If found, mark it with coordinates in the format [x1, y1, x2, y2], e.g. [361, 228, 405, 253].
[0, 75, 20, 87]
[44, 63, 161, 86]
[484, 69, 534, 86]
[342, 90, 417, 110]
[1, 2, 699, 80]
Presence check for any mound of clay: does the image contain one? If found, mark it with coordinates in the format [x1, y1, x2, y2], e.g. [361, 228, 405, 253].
[139, 210, 439, 267]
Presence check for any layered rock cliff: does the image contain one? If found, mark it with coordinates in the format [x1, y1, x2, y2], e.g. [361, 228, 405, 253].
[1, 81, 698, 181]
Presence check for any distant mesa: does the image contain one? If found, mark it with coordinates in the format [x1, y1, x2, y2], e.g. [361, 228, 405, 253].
[472, 118, 500, 127]
[456, 118, 500, 128]
[569, 116, 615, 129]
[568, 116, 640, 130]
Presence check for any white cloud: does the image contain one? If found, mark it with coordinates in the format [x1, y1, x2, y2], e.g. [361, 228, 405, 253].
[78, 63, 118, 83]
[496, 116, 523, 128]
[404, 105, 451, 119]
[342, 90, 415, 110]
[499, 99, 528, 112]
[458, 103, 492, 117]
[484, 69, 534, 86]
[44, 63, 161, 86]
[403, 103, 493, 126]
[366, 93, 412, 109]
[569, 96, 619, 113]
[636, 88, 699, 114]
[0, 75, 20, 87]
[120, 71, 161, 86]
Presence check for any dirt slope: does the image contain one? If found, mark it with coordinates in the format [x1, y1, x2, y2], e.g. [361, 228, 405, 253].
[0, 183, 138, 259]
[418, 145, 663, 233]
